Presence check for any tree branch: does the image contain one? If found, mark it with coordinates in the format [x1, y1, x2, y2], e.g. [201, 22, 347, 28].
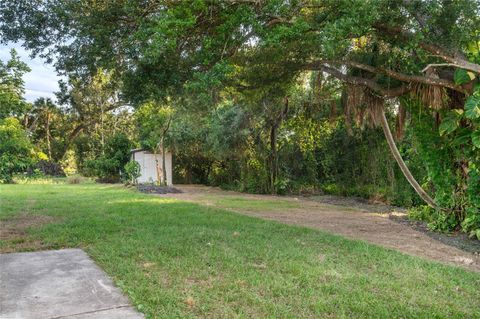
[421, 63, 460, 73]
[305, 60, 468, 94]
[373, 24, 480, 74]
[307, 64, 411, 98]
[343, 61, 467, 94]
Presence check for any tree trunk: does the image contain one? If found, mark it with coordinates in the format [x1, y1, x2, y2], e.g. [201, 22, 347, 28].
[160, 116, 172, 186]
[100, 106, 105, 154]
[186, 164, 192, 184]
[154, 146, 161, 186]
[379, 108, 438, 209]
[269, 124, 278, 194]
[161, 136, 167, 186]
[45, 110, 52, 160]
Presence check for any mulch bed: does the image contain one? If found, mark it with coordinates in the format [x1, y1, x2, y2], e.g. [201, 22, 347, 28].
[137, 184, 183, 194]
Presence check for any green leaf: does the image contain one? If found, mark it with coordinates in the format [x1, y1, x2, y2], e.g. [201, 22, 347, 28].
[465, 95, 480, 119]
[470, 229, 480, 240]
[452, 132, 471, 146]
[438, 118, 458, 136]
[454, 69, 475, 85]
[474, 83, 480, 93]
[452, 109, 464, 117]
[472, 131, 480, 148]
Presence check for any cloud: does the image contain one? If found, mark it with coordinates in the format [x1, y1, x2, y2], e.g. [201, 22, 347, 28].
[0, 43, 63, 103]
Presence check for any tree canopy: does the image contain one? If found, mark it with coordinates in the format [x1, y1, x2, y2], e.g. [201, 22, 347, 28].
[0, 49, 30, 119]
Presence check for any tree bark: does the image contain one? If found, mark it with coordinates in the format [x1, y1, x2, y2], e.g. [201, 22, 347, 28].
[161, 136, 167, 186]
[100, 106, 105, 154]
[155, 160, 162, 185]
[269, 124, 278, 194]
[154, 145, 162, 186]
[45, 110, 52, 160]
[266, 97, 289, 194]
[160, 116, 172, 186]
[379, 108, 438, 209]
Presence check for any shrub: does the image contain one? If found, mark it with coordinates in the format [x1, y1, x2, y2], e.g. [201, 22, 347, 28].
[83, 133, 133, 183]
[0, 117, 35, 183]
[28, 160, 66, 177]
[123, 161, 141, 185]
[409, 205, 479, 239]
[461, 208, 480, 240]
[87, 157, 120, 183]
[274, 177, 289, 195]
[67, 176, 82, 184]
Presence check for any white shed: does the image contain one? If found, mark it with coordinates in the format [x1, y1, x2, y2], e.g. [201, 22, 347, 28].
[131, 149, 173, 185]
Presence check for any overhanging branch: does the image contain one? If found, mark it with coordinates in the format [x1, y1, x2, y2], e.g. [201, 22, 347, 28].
[306, 60, 467, 94]
[308, 64, 411, 98]
[373, 24, 480, 74]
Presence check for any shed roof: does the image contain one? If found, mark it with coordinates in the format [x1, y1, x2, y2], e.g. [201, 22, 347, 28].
[130, 148, 144, 154]
[130, 148, 172, 154]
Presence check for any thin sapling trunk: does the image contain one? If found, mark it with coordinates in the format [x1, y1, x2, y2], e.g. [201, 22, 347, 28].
[379, 108, 438, 209]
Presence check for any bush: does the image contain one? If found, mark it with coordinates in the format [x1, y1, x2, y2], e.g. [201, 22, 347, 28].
[73, 135, 101, 175]
[86, 157, 120, 183]
[66, 176, 90, 184]
[123, 161, 141, 185]
[274, 177, 289, 195]
[0, 117, 35, 183]
[83, 133, 133, 183]
[461, 208, 480, 240]
[67, 176, 81, 184]
[28, 160, 66, 177]
[409, 205, 480, 239]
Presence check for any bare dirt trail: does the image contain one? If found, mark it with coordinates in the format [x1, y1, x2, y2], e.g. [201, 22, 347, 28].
[161, 185, 480, 272]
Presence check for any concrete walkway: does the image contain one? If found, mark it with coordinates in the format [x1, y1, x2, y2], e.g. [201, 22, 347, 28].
[0, 249, 143, 319]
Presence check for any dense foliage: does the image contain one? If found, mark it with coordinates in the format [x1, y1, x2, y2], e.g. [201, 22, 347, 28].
[0, 0, 479, 237]
[0, 117, 37, 183]
[84, 133, 133, 183]
[0, 49, 30, 119]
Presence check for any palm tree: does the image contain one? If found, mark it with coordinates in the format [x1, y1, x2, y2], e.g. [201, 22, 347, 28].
[29, 97, 57, 160]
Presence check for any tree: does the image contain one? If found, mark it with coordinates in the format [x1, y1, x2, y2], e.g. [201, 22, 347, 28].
[85, 133, 132, 182]
[136, 101, 173, 185]
[53, 70, 134, 164]
[0, 117, 36, 183]
[27, 98, 57, 159]
[0, 49, 30, 119]
[57, 70, 125, 149]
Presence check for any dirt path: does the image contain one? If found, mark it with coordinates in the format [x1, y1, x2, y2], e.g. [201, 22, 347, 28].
[161, 185, 480, 272]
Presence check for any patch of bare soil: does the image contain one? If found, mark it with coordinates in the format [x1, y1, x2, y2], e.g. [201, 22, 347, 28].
[162, 185, 480, 272]
[137, 184, 183, 194]
[389, 214, 480, 254]
[0, 214, 57, 252]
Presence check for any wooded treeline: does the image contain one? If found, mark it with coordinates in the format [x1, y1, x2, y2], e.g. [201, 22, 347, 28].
[0, 0, 479, 238]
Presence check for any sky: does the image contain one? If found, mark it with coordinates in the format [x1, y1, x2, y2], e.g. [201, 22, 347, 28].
[0, 42, 62, 103]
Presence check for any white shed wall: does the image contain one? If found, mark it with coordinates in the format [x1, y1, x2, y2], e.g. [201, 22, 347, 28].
[132, 151, 173, 185]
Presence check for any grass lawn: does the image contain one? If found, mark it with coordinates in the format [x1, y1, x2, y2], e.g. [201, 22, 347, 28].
[1, 183, 479, 318]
